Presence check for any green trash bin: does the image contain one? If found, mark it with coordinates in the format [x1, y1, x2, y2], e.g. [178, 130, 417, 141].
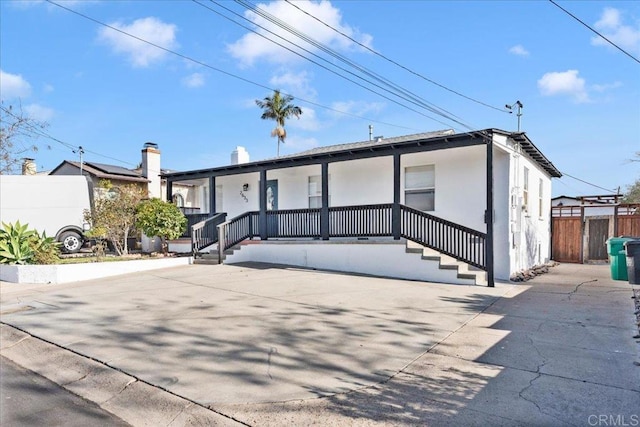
[606, 237, 634, 281]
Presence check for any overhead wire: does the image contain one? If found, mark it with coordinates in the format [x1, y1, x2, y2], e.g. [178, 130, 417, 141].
[283, 0, 509, 112]
[45, 0, 420, 134]
[548, 0, 640, 65]
[196, 0, 474, 131]
[559, 171, 618, 193]
[230, 0, 468, 125]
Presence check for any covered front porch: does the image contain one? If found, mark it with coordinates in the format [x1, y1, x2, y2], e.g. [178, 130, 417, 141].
[165, 130, 497, 286]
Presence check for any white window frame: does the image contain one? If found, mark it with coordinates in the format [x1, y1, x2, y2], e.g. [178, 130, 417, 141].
[523, 167, 529, 211]
[404, 165, 435, 212]
[538, 178, 544, 218]
[308, 175, 330, 208]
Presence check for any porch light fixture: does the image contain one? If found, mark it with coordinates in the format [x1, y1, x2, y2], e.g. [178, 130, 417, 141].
[243, 183, 249, 191]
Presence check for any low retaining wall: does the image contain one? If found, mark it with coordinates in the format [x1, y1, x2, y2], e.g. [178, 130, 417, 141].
[0, 257, 192, 284]
[225, 240, 475, 285]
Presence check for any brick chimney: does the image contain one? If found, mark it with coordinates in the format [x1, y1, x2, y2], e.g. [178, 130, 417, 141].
[22, 158, 36, 175]
[141, 142, 161, 198]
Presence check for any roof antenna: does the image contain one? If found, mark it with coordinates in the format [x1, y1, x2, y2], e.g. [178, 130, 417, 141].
[369, 124, 373, 141]
[505, 101, 523, 132]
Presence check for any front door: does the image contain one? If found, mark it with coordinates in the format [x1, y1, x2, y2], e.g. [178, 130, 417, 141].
[266, 180, 278, 236]
[588, 218, 609, 261]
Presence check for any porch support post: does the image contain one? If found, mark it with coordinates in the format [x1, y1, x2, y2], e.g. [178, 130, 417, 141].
[259, 169, 268, 240]
[392, 153, 401, 240]
[321, 162, 330, 240]
[485, 136, 495, 287]
[209, 176, 216, 214]
[166, 179, 173, 203]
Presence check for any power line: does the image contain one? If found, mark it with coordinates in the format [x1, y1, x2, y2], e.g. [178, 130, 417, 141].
[549, 0, 640, 65]
[230, 0, 469, 125]
[196, 0, 475, 131]
[284, 0, 509, 112]
[560, 171, 618, 193]
[45, 0, 421, 134]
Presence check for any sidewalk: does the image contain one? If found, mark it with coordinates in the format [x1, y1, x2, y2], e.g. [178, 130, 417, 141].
[1, 262, 638, 426]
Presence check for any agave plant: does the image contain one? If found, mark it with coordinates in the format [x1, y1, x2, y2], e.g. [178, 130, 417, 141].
[0, 221, 35, 264]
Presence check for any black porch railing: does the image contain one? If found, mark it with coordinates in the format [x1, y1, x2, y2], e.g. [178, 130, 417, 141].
[182, 213, 211, 238]
[330, 204, 393, 237]
[191, 213, 227, 254]
[266, 208, 321, 238]
[400, 205, 486, 269]
[217, 203, 487, 271]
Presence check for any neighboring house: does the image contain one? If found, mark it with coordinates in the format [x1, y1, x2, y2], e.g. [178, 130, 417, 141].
[47, 142, 204, 249]
[47, 142, 200, 209]
[164, 128, 562, 286]
[551, 194, 639, 263]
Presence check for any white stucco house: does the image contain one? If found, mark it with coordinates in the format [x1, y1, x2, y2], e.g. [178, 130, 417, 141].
[164, 128, 561, 286]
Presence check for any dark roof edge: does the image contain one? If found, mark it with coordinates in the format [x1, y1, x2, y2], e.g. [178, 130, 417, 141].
[491, 129, 562, 178]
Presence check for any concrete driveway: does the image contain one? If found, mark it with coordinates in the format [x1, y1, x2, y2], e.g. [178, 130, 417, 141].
[1, 262, 638, 426]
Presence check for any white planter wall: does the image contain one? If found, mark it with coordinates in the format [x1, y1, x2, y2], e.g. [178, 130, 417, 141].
[0, 257, 191, 284]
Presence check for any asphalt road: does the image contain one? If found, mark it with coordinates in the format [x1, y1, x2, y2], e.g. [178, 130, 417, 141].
[0, 355, 130, 426]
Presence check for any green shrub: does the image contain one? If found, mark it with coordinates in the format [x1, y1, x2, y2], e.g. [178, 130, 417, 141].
[29, 231, 60, 265]
[0, 221, 60, 265]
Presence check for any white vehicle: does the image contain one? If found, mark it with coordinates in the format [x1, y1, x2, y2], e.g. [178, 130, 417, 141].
[0, 175, 93, 253]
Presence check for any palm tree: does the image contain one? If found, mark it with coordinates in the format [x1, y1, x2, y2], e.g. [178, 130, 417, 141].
[255, 90, 302, 156]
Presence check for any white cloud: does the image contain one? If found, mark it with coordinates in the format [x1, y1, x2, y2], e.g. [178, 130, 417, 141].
[330, 100, 384, 118]
[538, 70, 589, 103]
[591, 7, 640, 53]
[43, 83, 54, 93]
[0, 70, 32, 100]
[509, 44, 529, 56]
[98, 17, 178, 67]
[227, 0, 373, 66]
[290, 106, 319, 131]
[10, 0, 97, 8]
[25, 103, 54, 122]
[269, 71, 317, 100]
[281, 136, 318, 152]
[182, 72, 205, 88]
[591, 81, 622, 93]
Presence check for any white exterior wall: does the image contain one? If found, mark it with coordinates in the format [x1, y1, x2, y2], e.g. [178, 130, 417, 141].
[401, 146, 486, 231]
[217, 173, 260, 218]
[495, 133, 553, 276]
[266, 165, 322, 209]
[329, 157, 394, 206]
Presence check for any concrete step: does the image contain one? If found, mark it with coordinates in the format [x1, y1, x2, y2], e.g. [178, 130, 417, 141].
[406, 240, 487, 286]
[193, 258, 220, 265]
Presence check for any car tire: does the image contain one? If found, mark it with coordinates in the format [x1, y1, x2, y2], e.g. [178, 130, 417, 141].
[59, 231, 83, 253]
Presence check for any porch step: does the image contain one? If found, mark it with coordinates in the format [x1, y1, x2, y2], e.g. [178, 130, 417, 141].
[194, 245, 241, 265]
[193, 252, 220, 265]
[406, 241, 487, 286]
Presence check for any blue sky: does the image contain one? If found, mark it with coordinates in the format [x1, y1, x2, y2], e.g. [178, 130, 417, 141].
[1, 0, 639, 197]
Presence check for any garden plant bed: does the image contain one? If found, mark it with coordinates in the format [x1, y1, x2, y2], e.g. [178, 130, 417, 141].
[0, 255, 191, 284]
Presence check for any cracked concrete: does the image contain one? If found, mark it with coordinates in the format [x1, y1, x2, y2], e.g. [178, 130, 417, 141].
[1, 262, 639, 425]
